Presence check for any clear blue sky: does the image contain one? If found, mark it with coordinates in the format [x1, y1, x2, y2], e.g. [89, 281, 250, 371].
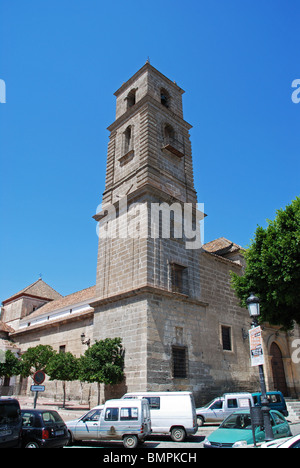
[0, 0, 299, 300]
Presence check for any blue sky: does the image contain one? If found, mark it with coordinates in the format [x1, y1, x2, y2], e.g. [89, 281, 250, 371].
[0, 0, 299, 300]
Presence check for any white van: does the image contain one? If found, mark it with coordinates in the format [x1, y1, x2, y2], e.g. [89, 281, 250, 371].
[122, 391, 198, 441]
[67, 398, 151, 448]
[196, 392, 254, 426]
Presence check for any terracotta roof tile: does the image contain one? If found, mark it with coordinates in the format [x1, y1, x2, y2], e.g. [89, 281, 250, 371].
[0, 322, 15, 333]
[23, 285, 96, 320]
[203, 237, 243, 255]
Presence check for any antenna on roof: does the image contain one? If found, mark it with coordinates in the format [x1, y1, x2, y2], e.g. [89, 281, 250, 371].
[146, 56, 150, 64]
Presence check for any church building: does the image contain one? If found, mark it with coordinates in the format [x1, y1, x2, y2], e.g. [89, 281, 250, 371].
[1, 63, 299, 405]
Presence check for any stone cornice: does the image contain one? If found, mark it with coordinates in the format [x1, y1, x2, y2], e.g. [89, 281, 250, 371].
[90, 285, 209, 309]
[107, 94, 192, 133]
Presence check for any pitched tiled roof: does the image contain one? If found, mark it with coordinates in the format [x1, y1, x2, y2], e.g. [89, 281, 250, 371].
[2, 279, 62, 305]
[23, 285, 96, 320]
[203, 237, 243, 256]
[0, 321, 15, 333]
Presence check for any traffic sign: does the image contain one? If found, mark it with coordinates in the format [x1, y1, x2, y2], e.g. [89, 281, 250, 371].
[33, 370, 46, 385]
[30, 385, 45, 392]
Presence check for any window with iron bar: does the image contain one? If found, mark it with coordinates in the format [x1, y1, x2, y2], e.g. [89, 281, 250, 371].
[172, 346, 188, 378]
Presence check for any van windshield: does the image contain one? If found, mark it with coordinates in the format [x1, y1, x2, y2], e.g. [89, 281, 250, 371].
[202, 399, 216, 408]
[203, 399, 223, 410]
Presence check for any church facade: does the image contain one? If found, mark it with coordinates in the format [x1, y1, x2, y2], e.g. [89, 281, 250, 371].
[1, 63, 299, 405]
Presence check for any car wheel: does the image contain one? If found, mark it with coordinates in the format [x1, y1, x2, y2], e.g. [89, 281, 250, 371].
[66, 430, 74, 446]
[123, 434, 138, 449]
[197, 416, 205, 427]
[171, 427, 186, 442]
[25, 441, 40, 448]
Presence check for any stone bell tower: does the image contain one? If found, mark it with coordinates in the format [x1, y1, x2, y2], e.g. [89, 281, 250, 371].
[92, 62, 206, 394]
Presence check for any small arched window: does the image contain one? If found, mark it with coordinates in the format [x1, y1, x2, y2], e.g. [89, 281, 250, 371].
[162, 123, 184, 158]
[126, 89, 136, 109]
[160, 88, 170, 108]
[124, 126, 132, 154]
[164, 123, 175, 141]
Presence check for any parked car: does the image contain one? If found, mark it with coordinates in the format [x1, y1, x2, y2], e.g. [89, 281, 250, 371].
[66, 404, 103, 446]
[203, 409, 292, 448]
[21, 409, 69, 448]
[196, 393, 254, 426]
[0, 398, 22, 448]
[261, 434, 300, 448]
[67, 398, 151, 448]
[252, 391, 288, 417]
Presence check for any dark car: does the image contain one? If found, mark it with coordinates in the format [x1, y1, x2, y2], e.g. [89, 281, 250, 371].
[252, 391, 288, 417]
[21, 409, 69, 448]
[0, 398, 22, 448]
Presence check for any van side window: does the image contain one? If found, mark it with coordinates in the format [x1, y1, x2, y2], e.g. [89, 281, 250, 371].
[105, 408, 119, 421]
[239, 398, 252, 409]
[0, 401, 20, 424]
[253, 395, 259, 405]
[269, 394, 281, 404]
[145, 397, 160, 410]
[120, 407, 138, 421]
[227, 399, 238, 409]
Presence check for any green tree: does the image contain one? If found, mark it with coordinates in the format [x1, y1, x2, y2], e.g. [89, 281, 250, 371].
[20, 345, 56, 377]
[231, 197, 300, 330]
[0, 350, 22, 387]
[46, 352, 79, 407]
[79, 338, 124, 404]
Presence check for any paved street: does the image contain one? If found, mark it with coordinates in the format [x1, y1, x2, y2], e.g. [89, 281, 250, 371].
[63, 423, 300, 449]
[17, 396, 300, 449]
[64, 428, 211, 449]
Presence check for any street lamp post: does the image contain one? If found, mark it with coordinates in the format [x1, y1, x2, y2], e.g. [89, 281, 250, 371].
[246, 293, 274, 442]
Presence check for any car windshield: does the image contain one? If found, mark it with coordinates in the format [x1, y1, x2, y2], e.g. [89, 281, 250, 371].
[220, 413, 252, 430]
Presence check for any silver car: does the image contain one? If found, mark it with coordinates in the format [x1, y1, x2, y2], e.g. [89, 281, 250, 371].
[67, 399, 151, 448]
[196, 393, 253, 426]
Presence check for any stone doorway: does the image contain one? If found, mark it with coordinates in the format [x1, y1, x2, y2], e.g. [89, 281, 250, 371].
[270, 342, 288, 396]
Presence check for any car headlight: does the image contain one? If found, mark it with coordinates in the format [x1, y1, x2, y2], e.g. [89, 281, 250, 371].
[204, 437, 211, 446]
[233, 440, 248, 448]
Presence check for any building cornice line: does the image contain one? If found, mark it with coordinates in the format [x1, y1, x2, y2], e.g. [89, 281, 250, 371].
[90, 285, 209, 309]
